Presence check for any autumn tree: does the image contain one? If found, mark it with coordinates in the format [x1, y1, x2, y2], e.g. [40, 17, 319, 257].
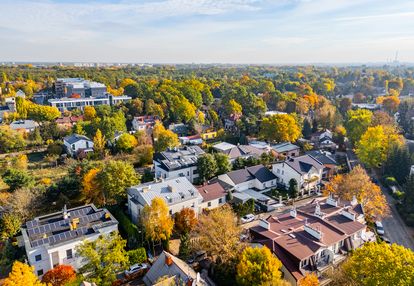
[236, 246, 282, 286]
[356, 125, 403, 168]
[225, 99, 243, 117]
[41, 265, 76, 286]
[377, 95, 400, 114]
[0, 212, 22, 239]
[135, 145, 154, 167]
[174, 208, 197, 235]
[215, 153, 232, 175]
[83, 106, 96, 121]
[196, 205, 243, 263]
[76, 232, 129, 286]
[142, 197, 174, 253]
[4, 261, 46, 286]
[197, 154, 218, 183]
[116, 133, 138, 153]
[0, 126, 27, 153]
[299, 273, 319, 286]
[339, 242, 414, 286]
[260, 114, 301, 143]
[93, 129, 106, 158]
[345, 109, 373, 144]
[325, 166, 388, 221]
[153, 123, 179, 152]
[371, 110, 395, 127]
[96, 160, 139, 204]
[81, 168, 103, 206]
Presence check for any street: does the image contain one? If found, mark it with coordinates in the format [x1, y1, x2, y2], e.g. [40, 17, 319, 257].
[345, 140, 414, 250]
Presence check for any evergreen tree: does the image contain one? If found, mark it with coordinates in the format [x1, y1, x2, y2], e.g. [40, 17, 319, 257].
[312, 118, 318, 133]
[302, 119, 312, 139]
[179, 233, 191, 259]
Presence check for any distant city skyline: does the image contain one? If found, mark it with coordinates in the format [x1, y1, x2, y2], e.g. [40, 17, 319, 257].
[1, 0, 414, 63]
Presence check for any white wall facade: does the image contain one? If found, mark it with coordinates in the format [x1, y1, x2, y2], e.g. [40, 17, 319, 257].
[64, 139, 94, 157]
[154, 162, 199, 183]
[199, 196, 226, 211]
[272, 163, 302, 186]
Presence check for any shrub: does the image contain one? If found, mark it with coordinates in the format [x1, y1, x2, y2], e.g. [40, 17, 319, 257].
[127, 248, 147, 264]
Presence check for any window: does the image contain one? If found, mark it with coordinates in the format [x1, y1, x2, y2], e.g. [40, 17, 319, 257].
[71, 144, 75, 150]
[169, 210, 172, 215]
[37, 269, 44, 276]
[35, 254, 42, 262]
[66, 249, 73, 259]
[207, 202, 212, 207]
[277, 169, 280, 174]
[282, 170, 284, 175]
[219, 198, 223, 204]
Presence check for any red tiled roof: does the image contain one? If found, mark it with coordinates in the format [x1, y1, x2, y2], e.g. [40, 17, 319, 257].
[196, 182, 227, 202]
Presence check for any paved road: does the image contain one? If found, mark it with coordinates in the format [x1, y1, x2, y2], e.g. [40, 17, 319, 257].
[345, 139, 414, 250]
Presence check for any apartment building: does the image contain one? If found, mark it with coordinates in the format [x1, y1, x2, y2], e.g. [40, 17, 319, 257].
[54, 78, 106, 98]
[21, 204, 118, 277]
[49, 94, 131, 112]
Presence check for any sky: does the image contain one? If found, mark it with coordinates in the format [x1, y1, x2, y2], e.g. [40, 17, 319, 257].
[1, 0, 414, 63]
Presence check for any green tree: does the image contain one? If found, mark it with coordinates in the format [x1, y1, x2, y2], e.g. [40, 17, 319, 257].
[289, 178, 299, 200]
[384, 145, 412, 185]
[2, 168, 34, 191]
[127, 248, 147, 265]
[116, 133, 138, 153]
[260, 114, 301, 143]
[340, 242, 414, 286]
[179, 233, 191, 259]
[135, 145, 154, 167]
[345, 109, 373, 144]
[76, 232, 129, 286]
[197, 154, 218, 183]
[96, 160, 139, 204]
[302, 119, 312, 139]
[236, 246, 282, 286]
[0, 212, 22, 239]
[214, 153, 232, 175]
[0, 127, 27, 153]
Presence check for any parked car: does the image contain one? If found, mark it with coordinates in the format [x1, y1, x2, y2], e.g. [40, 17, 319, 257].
[125, 263, 148, 276]
[375, 221, 385, 235]
[381, 236, 391, 244]
[187, 250, 207, 264]
[241, 214, 255, 224]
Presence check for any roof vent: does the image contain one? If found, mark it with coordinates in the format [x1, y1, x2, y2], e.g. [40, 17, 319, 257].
[289, 233, 296, 238]
[304, 224, 323, 240]
[350, 195, 358, 206]
[326, 194, 337, 207]
[259, 219, 270, 230]
[290, 207, 297, 218]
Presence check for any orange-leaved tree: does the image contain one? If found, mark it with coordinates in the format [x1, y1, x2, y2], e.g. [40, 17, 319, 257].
[41, 265, 76, 286]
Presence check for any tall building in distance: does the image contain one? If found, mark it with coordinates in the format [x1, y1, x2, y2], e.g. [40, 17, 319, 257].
[54, 78, 107, 98]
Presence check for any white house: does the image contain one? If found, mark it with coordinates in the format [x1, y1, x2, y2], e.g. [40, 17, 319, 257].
[131, 116, 158, 133]
[21, 204, 118, 277]
[179, 135, 203, 145]
[196, 182, 227, 210]
[63, 134, 94, 157]
[218, 165, 278, 192]
[153, 146, 205, 183]
[272, 155, 324, 194]
[127, 177, 203, 224]
[9, 120, 39, 132]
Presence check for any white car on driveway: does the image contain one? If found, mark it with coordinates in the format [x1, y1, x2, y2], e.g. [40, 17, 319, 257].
[125, 263, 148, 276]
[241, 214, 255, 224]
[375, 221, 385, 235]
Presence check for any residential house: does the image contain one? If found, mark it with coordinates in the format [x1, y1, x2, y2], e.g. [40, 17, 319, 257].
[55, 116, 84, 129]
[21, 204, 118, 277]
[179, 135, 203, 145]
[307, 150, 338, 180]
[312, 130, 337, 151]
[272, 155, 324, 194]
[218, 165, 278, 192]
[213, 142, 267, 162]
[127, 177, 203, 224]
[250, 196, 369, 285]
[248, 140, 272, 152]
[9, 120, 39, 132]
[168, 123, 188, 137]
[153, 146, 205, 183]
[271, 142, 300, 158]
[143, 251, 207, 286]
[0, 97, 16, 122]
[197, 182, 227, 210]
[63, 134, 94, 157]
[131, 116, 158, 133]
[200, 130, 217, 141]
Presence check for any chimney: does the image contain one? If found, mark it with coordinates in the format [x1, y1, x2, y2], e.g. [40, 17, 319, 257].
[165, 254, 173, 266]
[290, 207, 297, 218]
[304, 224, 323, 240]
[350, 195, 358, 206]
[63, 205, 69, 219]
[326, 194, 337, 207]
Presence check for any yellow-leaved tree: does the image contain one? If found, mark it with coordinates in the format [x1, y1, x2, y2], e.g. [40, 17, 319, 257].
[4, 261, 48, 286]
[299, 273, 319, 286]
[260, 113, 301, 143]
[236, 246, 282, 286]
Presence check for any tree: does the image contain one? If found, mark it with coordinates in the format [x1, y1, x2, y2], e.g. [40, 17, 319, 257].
[174, 208, 197, 235]
[356, 125, 403, 168]
[236, 246, 282, 286]
[76, 232, 129, 286]
[302, 119, 312, 139]
[384, 145, 412, 185]
[197, 154, 218, 183]
[0, 212, 22, 239]
[81, 168, 103, 206]
[371, 110, 395, 127]
[214, 153, 231, 175]
[377, 95, 400, 114]
[345, 109, 373, 144]
[93, 129, 106, 158]
[299, 273, 319, 286]
[116, 133, 138, 153]
[339, 242, 414, 286]
[127, 248, 147, 265]
[325, 166, 388, 221]
[225, 99, 242, 117]
[142, 197, 174, 253]
[6, 188, 38, 220]
[260, 114, 301, 143]
[289, 178, 299, 200]
[83, 106, 96, 121]
[0, 126, 27, 153]
[153, 123, 179, 152]
[196, 205, 242, 263]
[135, 145, 154, 167]
[11, 154, 28, 170]
[95, 160, 139, 204]
[4, 261, 46, 286]
[2, 168, 34, 191]
[41, 265, 76, 286]
[339, 98, 352, 115]
[179, 232, 191, 259]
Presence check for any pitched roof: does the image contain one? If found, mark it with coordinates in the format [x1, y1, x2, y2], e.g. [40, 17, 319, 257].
[225, 165, 277, 185]
[64, 134, 92, 144]
[196, 182, 227, 202]
[307, 150, 338, 165]
[9, 120, 39, 130]
[154, 146, 205, 171]
[284, 155, 324, 174]
[272, 142, 300, 153]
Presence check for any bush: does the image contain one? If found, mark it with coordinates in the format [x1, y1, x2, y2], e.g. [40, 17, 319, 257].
[2, 168, 34, 191]
[385, 176, 397, 186]
[127, 248, 147, 265]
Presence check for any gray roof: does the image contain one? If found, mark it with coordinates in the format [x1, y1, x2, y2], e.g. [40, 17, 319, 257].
[306, 150, 338, 165]
[24, 204, 117, 248]
[272, 142, 300, 153]
[226, 165, 277, 185]
[128, 177, 202, 207]
[9, 120, 39, 130]
[154, 146, 205, 171]
[285, 155, 324, 175]
[64, 134, 92, 144]
[219, 144, 266, 160]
